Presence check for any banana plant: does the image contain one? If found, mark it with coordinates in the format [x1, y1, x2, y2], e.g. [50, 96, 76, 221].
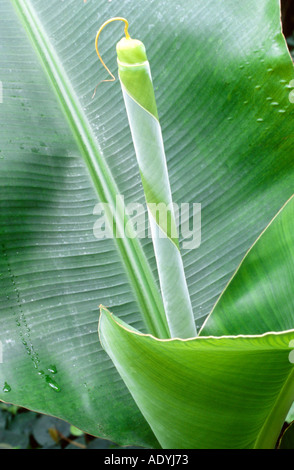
[0, 0, 293, 449]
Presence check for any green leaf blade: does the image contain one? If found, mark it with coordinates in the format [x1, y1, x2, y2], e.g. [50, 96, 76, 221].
[99, 307, 294, 449]
[201, 195, 294, 336]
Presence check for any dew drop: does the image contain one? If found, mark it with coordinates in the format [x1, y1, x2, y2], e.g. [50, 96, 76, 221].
[256, 118, 264, 122]
[278, 109, 286, 113]
[45, 375, 61, 392]
[267, 68, 273, 73]
[255, 85, 261, 90]
[266, 97, 272, 101]
[270, 102, 279, 106]
[47, 365, 57, 374]
[3, 382, 11, 393]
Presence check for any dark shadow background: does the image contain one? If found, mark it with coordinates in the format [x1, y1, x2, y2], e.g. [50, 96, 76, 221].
[282, 0, 294, 37]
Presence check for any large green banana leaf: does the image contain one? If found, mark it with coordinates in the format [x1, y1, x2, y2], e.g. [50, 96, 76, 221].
[0, 0, 293, 447]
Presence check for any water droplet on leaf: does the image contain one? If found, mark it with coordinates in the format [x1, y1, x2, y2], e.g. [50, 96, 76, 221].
[45, 375, 61, 392]
[3, 382, 11, 393]
[47, 365, 57, 374]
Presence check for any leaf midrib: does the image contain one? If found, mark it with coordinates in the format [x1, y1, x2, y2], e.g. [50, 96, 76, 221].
[12, 0, 170, 339]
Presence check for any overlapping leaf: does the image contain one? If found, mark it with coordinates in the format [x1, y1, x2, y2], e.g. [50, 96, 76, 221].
[99, 309, 294, 449]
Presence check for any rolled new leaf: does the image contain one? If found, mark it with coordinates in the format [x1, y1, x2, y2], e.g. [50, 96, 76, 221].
[116, 36, 197, 339]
